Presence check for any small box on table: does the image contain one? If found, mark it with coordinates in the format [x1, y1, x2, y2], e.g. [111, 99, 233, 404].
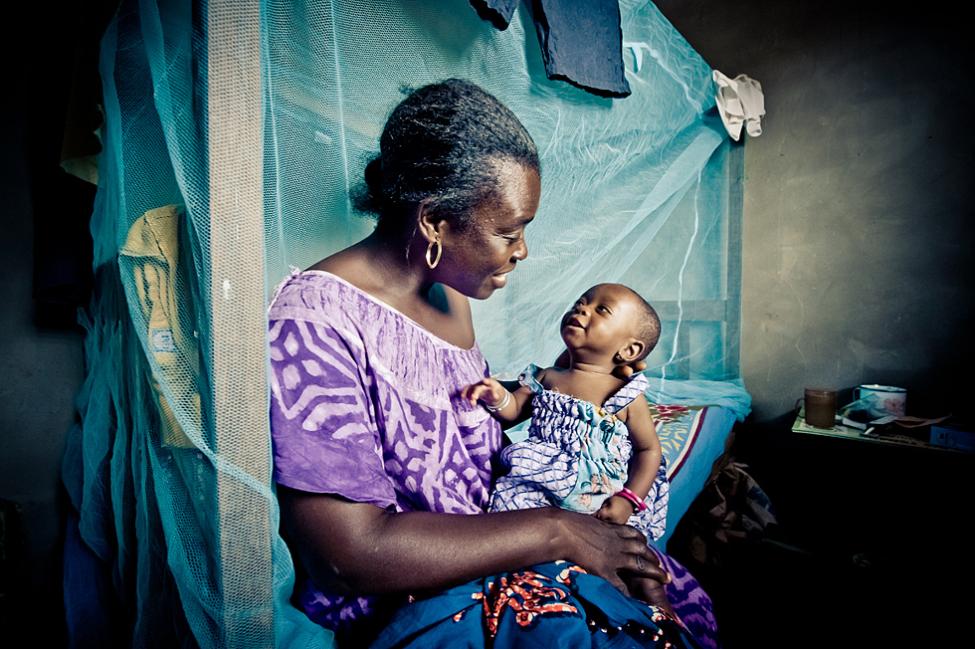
[929, 424, 975, 453]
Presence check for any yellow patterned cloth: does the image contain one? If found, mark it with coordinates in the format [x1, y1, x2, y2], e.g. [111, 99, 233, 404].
[120, 205, 200, 448]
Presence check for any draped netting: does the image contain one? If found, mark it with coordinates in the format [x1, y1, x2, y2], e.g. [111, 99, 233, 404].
[62, 1, 748, 647]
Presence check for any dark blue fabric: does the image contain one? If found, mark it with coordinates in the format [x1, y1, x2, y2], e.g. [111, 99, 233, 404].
[470, 0, 520, 29]
[533, 0, 631, 97]
[63, 511, 119, 648]
[470, 0, 632, 98]
[370, 561, 698, 648]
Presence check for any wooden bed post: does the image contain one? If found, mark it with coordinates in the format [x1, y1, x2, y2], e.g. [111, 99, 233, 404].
[725, 142, 744, 378]
[208, 1, 273, 646]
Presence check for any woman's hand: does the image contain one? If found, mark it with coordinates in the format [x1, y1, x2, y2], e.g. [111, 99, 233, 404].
[613, 360, 647, 379]
[552, 509, 669, 596]
[628, 576, 676, 616]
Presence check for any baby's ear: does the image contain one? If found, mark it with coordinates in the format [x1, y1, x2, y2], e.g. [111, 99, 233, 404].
[616, 339, 645, 365]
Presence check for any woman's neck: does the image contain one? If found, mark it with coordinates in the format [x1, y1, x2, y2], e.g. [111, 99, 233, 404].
[351, 230, 438, 305]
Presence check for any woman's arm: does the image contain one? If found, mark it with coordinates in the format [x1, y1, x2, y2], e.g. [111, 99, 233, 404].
[279, 488, 668, 598]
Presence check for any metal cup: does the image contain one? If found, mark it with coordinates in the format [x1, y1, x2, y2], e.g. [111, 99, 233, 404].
[852, 384, 906, 418]
[804, 387, 837, 429]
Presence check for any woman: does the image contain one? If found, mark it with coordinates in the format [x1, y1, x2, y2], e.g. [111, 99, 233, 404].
[270, 79, 717, 647]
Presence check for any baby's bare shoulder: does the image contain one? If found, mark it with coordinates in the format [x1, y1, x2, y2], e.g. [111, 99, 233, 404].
[535, 365, 555, 387]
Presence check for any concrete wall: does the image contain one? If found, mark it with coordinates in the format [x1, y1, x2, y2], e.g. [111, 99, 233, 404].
[0, 5, 96, 640]
[0, 111, 85, 638]
[657, 0, 975, 421]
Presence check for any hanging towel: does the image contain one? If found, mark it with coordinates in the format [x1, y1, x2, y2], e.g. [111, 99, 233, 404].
[712, 70, 765, 141]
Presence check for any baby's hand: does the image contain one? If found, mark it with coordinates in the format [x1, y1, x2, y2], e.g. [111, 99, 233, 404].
[594, 495, 635, 525]
[614, 360, 647, 379]
[461, 378, 509, 410]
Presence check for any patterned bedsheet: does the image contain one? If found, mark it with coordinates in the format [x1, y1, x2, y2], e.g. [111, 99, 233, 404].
[652, 404, 709, 480]
[649, 402, 737, 549]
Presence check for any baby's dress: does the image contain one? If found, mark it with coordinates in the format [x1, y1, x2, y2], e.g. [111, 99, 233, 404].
[490, 364, 669, 542]
[370, 366, 694, 648]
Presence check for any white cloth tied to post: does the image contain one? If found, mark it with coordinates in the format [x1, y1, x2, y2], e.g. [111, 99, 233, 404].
[712, 70, 765, 141]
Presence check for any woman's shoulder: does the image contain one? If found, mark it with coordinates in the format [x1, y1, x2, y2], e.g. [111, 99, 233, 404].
[306, 250, 365, 284]
[268, 266, 369, 329]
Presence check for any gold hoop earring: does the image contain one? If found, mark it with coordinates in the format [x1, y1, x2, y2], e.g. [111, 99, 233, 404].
[425, 238, 443, 270]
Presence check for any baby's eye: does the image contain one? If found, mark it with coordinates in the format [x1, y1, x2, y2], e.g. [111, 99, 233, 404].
[596, 305, 610, 314]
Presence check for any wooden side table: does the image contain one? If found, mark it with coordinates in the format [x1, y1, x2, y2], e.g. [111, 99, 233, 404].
[720, 411, 975, 644]
[790, 412, 965, 454]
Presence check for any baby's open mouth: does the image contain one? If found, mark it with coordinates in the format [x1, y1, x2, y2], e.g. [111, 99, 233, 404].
[564, 317, 585, 329]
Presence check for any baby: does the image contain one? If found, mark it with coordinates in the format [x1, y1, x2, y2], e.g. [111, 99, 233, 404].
[463, 282, 671, 610]
[369, 284, 688, 647]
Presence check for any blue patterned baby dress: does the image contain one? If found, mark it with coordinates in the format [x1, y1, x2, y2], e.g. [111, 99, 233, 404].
[490, 364, 669, 541]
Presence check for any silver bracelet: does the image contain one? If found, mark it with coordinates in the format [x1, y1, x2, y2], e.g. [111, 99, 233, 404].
[485, 391, 512, 413]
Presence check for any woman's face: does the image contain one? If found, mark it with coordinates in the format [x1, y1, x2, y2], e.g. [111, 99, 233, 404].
[439, 160, 541, 299]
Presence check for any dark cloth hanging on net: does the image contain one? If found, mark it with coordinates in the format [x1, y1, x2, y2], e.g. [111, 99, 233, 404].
[470, 0, 632, 98]
[469, 0, 520, 30]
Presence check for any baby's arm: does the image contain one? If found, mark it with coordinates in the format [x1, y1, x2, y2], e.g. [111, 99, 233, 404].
[595, 396, 662, 525]
[461, 378, 534, 424]
[620, 395, 663, 499]
[595, 397, 675, 614]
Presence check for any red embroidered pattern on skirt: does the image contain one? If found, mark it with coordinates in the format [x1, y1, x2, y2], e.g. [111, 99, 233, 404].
[469, 568, 584, 638]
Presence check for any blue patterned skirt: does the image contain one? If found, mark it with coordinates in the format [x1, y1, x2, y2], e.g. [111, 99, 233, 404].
[370, 561, 699, 648]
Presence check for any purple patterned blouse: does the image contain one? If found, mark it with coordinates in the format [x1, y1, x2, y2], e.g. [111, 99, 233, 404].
[269, 270, 719, 648]
[268, 270, 501, 632]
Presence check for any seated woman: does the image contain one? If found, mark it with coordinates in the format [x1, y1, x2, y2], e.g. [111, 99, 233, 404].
[269, 79, 718, 647]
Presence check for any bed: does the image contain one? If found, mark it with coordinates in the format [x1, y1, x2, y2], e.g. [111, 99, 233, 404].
[653, 402, 738, 550]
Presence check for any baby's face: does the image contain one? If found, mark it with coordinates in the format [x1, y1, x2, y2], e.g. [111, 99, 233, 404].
[560, 284, 641, 359]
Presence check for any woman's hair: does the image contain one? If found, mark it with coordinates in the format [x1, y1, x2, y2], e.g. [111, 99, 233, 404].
[354, 79, 539, 231]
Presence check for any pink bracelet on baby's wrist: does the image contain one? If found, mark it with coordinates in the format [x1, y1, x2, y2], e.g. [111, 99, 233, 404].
[615, 487, 648, 513]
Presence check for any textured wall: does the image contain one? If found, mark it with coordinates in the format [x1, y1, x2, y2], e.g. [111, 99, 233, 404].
[657, 0, 975, 420]
[0, 110, 84, 634]
[0, 5, 96, 640]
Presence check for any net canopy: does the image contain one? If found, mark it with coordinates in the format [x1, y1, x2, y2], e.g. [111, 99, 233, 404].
[62, 1, 748, 647]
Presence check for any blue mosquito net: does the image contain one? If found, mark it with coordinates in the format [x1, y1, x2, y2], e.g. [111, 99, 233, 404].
[61, 1, 749, 647]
